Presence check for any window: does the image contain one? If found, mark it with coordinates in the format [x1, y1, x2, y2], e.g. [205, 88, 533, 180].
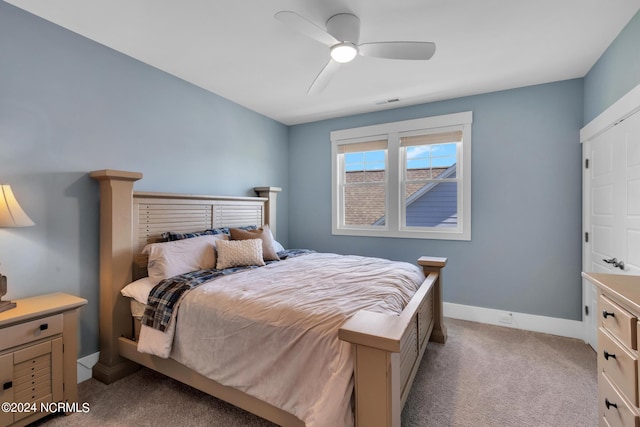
[331, 112, 472, 240]
[339, 139, 388, 229]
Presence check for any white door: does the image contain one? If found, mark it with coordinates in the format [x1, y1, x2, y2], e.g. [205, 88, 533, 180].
[583, 108, 640, 349]
[624, 111, 640, 275]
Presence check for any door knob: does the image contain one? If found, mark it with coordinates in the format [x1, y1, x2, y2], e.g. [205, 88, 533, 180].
[602, 257, 625, 270]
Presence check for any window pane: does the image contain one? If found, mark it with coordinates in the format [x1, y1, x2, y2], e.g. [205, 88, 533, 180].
[342, 147, 387, 227]
[405, 182, 457, 227]
[345, 150, 386, 172]
[344, 183, 386, 226]
[406, 143, 456, 172]
[403, 141, 458, 228]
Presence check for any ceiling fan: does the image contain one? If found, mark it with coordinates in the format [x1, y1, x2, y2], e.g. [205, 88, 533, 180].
[275, 11, 436, 94]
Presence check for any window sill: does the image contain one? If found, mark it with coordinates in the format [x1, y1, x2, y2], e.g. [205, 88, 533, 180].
[332, 227, 471, 241]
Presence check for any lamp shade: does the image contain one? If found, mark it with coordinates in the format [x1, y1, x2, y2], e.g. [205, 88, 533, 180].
[0, 185, 35, 227]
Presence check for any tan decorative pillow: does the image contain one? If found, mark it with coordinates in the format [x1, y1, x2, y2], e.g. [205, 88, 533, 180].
[229, 224, 280, 261]
[215, 239, 266, 270]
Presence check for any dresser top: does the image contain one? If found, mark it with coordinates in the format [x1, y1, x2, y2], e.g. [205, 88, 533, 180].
[0, 292, 87, 327]
[582, 272, 640, 313]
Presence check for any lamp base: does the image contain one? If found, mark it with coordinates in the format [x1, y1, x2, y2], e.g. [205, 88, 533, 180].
[0, 299, 16, 313]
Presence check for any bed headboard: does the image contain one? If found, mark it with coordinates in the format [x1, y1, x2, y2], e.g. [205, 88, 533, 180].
[131, 191, 270, 279]
[89, 169, 281, 383]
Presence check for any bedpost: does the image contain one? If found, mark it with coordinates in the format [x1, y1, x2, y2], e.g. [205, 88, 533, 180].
[254, 186, 281, 237]
[418, 256, 448, 343]
[339, 256, 447, 427]
[90, 169, 143, 384]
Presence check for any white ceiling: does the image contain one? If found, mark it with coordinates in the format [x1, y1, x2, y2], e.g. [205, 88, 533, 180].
[6, 0, 640, 125]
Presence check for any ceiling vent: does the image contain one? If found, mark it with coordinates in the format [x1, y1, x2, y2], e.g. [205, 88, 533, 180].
[375, 98, 400, 105]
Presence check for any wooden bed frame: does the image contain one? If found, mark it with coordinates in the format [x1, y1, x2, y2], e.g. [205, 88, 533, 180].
[89, 169, 447, 427]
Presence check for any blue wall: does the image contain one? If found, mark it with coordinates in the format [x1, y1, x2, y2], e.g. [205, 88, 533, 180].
[2, 2, 639, 358]
[584, 9, 640, 123]
[288, 8, 640, 324]
[289, 80, 584, 321]
[0, 3, 289, 356]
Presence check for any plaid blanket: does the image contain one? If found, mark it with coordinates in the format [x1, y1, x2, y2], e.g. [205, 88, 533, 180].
[142, 249, 314, 332]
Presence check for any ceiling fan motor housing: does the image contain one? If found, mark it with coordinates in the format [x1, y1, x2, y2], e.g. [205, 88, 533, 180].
[326, 13, 360, 44]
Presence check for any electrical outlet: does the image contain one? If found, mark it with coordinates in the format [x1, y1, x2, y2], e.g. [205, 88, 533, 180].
[498, 312, 513, 324]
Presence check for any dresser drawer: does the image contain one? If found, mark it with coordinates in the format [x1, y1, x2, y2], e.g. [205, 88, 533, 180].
[600, 373, 640, 427]
[599, 328, 639, 406]
[0, 314, 63, 352]
[600, 295, 638, 351]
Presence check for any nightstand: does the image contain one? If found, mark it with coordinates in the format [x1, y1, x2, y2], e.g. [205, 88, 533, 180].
[0, 292, 87, 427]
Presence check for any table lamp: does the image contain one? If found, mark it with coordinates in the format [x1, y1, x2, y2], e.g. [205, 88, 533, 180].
[0, 184, 35, 313]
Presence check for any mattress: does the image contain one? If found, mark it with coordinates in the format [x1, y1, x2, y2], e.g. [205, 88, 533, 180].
[130, 299, 145, 341]
[137, 252, 425, 426]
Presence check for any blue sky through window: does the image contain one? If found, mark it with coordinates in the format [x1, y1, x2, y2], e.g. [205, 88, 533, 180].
[345, 143, 457, 171]
[406, 143, 456, 169]
[345, 150, 385, 171]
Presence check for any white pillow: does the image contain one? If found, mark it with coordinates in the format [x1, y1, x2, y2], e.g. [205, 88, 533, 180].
[215, 239, 265, 270]
[121, 277, 155, 305]
[262, 225, 285, 253]
[142, 234, 228, 283]
[273, 240, 285, 253]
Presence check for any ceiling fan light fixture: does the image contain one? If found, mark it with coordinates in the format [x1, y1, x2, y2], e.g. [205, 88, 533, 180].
[275, 10, 436, 93]
[330, 42, 358, 63]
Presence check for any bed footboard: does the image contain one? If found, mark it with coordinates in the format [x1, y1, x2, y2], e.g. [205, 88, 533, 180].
[338, 256, 447, 427]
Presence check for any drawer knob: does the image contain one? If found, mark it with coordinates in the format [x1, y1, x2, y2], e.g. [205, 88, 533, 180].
[2, 381, 12, 390]
[605, 398, 618, 410]
[39, 323, 48, 331]
[603, 351, 616, 360]
[602, 310, 615, 319]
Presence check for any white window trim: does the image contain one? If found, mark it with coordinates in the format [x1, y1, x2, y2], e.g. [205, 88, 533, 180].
[331, 111, 472, 240]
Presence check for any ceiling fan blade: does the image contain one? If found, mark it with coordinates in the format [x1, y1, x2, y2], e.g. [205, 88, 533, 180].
[275, 11, 338, 47]
[358, 42, 436, 60]
[308, 59, 341, 94]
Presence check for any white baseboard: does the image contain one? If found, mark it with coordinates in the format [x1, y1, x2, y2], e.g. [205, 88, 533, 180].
[76, 352, 99, 383]
[444, 302, 585, 341]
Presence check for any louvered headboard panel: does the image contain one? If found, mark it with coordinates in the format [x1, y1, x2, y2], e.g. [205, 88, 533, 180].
[132, 192, 266, 279]
[213, 203, 264, 230]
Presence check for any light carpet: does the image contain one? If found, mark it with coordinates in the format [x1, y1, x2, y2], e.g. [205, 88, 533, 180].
[34, 318, 597, 426]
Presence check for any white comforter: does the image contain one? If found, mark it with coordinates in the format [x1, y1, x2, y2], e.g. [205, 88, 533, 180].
[138, 252, 425, 426]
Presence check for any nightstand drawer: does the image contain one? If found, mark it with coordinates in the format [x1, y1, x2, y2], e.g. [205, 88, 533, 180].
[14, 353, 50, 379]
[0, 314, 63, 352]
[600, 295, 637, 351]
[13, 381, 52, 403]
[599, 327, 638, 406]
[600, 373, 640, 427]
[14, 371, 51, 394]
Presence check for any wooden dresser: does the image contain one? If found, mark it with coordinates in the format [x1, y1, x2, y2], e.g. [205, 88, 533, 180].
[0, 293, 87, 427]
[583, 273, 640, 427]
